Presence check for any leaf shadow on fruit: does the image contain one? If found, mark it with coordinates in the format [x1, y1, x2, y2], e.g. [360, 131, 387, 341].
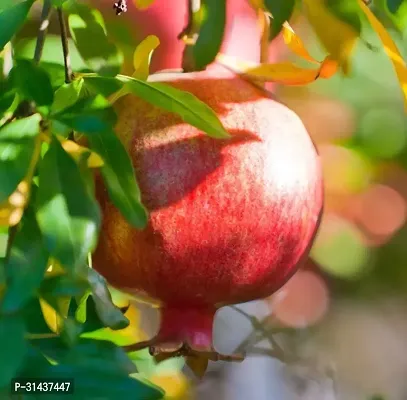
[132, 129, 262, 212]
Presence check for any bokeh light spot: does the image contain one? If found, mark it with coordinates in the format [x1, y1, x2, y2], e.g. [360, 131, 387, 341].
[319, 145, 373, 194]
[269, 270, 329, 329]
[359, 108, 406, 159]
[311, 214, 370, 279]
[353, 184, 407, 237]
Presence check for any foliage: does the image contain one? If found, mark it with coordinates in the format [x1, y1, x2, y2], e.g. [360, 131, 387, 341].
[0, 0, 405, 398]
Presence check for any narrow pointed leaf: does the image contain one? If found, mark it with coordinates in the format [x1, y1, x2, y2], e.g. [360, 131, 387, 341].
[358, 0, 407, 111]
[84, 75, 230, 138]
[0, 315, 27, 387]
[85, 128, 148, 228]
[265, 0, 295, 39]
[0, 114, 41, 203]
[303, 0, 359, 74]
[0, 0, 34, 50]
[118, 75, 230, 139]
[36, 137, 101, 271]
[281, 22, 320, 63]
[133, 35, 160, 80]
[10, 60, 54, 107]
[86, 268, 130, 330]
[192, 0, 226, 70]
[68, 3, 123, 76]
[1, 208, 49, 313]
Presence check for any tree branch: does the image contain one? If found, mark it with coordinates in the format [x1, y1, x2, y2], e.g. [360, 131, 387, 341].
[57, 7, 72, 84]
[34, 0, 53, 64]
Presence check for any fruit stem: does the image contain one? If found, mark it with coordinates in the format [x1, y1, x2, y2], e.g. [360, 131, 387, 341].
[157, 305, 215, 350]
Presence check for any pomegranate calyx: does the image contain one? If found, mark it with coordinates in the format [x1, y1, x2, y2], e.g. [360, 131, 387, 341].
[123, 338, 244, 378]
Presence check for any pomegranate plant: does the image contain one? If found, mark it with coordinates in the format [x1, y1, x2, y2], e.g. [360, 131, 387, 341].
[0, 0, 404, 396]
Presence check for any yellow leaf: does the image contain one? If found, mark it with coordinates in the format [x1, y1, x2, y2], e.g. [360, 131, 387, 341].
[303, 0, 359, 74]
[133, 35, 160, 80]
[281, 22, 320, 64]
[58, 137, 104, 168]
[0, 181, 30, 227]
[109, 35, 160, 104]
[219, 53, 338, 85]
[358, 0, 407, 111]
[39, 297, 61, 334]
[133, 0, 155, 10]
[244, 56, 337, 85]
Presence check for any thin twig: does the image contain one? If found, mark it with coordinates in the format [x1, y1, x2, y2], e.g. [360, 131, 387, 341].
[34, 0, 53, 64]
[57, 7, 72, 84]
[230, 306, 288, 360]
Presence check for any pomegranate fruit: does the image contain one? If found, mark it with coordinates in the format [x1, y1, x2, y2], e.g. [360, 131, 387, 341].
[91, 0, 322, 374]
[92, 66, 323, 370]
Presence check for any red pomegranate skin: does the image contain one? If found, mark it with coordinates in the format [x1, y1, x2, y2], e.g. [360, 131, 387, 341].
[92, 66, 323, 330]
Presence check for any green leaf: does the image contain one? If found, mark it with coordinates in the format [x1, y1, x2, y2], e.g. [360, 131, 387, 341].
[52, 94, 117, 134]
[86, 128, 148, 228]
[10, 59, 54, 107]
[377, 0, 407, 31]
[0, 114, 41, 203]
[51, 78, 84, 114]
[326, 0, 362, 34]
[36, 137, 101, 271]
[68, 3, 123, 76]
[33, 337, 139, 377]
[71, 294, 104, 333]
[40, 274, 90, 298]
[193, 0, 226, 70]
[387, 0, 403, 13]
[0, 315, 27, 387]
[60, 317, 82, 347]
[86, 268, 130, 330]
[64, 339, 137, 375]
[265, 0, 296, 39]
[84, 75, 230, 139]
[43, 363, 163, 400]
[17, 345, 52, 379]
[1, 209, 49, 314]
[82, 75, 123, 98]
[0, 0, 34, 51]
[0, 79, 16, 118]
[23, 297, 55, 335]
